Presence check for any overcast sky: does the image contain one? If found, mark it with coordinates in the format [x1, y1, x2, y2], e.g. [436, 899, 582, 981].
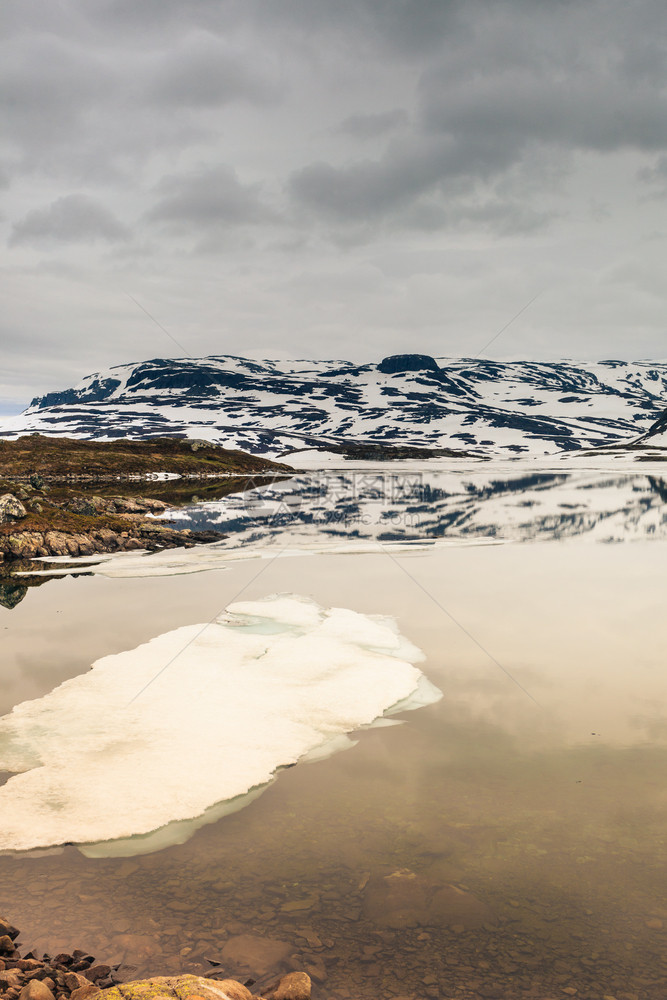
[3, 0, 667, 411]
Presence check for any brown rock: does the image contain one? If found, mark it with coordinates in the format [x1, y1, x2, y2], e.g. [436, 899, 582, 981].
[220, 936, 292, 978]
[70, 985, 100, 1000]
[19, 983, 56, 1000]
[270, 972, 312, 1000]
[362, 868, 496, 930]
[205, 982, 252, 1000]
[3, 533, 44, 558]
[0, 936, 16, 956]
[64, 973, 92, 991]
[43, 531, 71, 557]
[0, 919, 20, 942]
[0, 971, 23, 989]
[97, 975, 255, 1000]
[85, 968, 111, 984]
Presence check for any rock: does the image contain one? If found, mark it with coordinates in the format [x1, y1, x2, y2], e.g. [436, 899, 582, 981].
[269, 972, 312, 1000]
[64, 973, 93, 991]
[66, 499, 97, 516]
[0, 971, 24, 988]
[70, 985, 100, 1000]
[29, 475, 44, 489]
[205, 982, 252, 1000]
[2, 533, 44, 559]
[86, 967, 111, 983]
[220, 935, 292, 978]
[110, 935, 160, 962]
[362, 869, 496, 930]
[43, 531, 71, 556]
[0, 495, 28, 523]
[98, 975, 251, 1000]
[19, 980, 56, 1000]
[0, 935, 17, 955]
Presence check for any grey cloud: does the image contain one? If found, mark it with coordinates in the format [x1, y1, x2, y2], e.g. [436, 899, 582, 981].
[2, 35, 116, 151]
[289, 1, 667, 234]
[150, 32, 277, 108]
[10, 195, 130, 246]
[146, 165, 273, 231]
[255, 0, 465, 56]
[337, 110, 409, 140]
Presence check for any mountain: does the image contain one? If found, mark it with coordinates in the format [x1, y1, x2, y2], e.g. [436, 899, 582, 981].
[2, 353, 667, 459]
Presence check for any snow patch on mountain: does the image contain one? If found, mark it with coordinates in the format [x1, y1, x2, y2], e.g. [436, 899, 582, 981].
[2, 354, 667, 458]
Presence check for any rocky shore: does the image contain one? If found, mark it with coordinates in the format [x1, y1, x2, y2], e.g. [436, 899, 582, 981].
[0, 435, 292, 564]
[0, 919, 312, 1000]
[0, 490, 223, 562]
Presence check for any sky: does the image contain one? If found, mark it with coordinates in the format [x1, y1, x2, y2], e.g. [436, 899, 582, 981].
[3, 0, 667, 412]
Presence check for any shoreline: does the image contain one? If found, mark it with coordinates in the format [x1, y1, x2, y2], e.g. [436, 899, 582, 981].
[0, 919, 311, 1000]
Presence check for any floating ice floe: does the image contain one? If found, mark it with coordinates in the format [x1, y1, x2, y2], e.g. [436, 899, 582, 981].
[0, 595, 440, 856]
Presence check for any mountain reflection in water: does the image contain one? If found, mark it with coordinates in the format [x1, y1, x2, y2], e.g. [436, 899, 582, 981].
[164, 470, 667, 547]
[2, 470, 667, 608]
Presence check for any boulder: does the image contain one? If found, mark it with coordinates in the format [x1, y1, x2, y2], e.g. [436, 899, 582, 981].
[220, 935, 292, 978]
[98, 974, 251, 1000]
[43, 531, 71, 556]
[0, 934, 17, 955]
[204, 982, 252, 1000]
[0, 917, 19, 941]
[66, 498, 97, 516]
[2, 532, 44, 558]
[19, 980, 56, 1000]
[71, 986, 100, 1000]
[0, 494, 28, 524]
[362, 868, 496, 930]
[268, 972, 312, 1000]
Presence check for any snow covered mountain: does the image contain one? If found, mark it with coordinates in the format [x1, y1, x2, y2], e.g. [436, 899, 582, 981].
[3, 353, 667, 459]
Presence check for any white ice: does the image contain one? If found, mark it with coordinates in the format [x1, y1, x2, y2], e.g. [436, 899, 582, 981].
[0, 595, 439, 854]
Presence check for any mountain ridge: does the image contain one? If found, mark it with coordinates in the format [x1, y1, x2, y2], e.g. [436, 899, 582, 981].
[3, 353, 667, 459]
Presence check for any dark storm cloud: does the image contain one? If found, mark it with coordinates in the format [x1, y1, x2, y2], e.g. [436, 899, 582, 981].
[145, 165, 273, 232]
[10, 195, 130, 246]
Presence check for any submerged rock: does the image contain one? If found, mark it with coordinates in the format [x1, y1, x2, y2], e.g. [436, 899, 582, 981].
[219, 936, 292, 978]
[362, 868, 496, 930]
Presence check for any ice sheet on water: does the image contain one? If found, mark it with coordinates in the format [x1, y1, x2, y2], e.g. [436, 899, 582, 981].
[0, 595, 439, 855]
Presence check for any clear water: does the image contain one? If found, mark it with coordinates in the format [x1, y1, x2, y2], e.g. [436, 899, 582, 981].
[1, 468, 666, 999]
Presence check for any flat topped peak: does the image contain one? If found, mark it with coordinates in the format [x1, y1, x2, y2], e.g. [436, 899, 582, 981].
[377, 354, 440, 374]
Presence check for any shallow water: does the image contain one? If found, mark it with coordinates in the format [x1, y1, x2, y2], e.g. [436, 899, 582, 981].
[1, 470, 666, 999]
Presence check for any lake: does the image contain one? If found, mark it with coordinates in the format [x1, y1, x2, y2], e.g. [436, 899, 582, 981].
[1, 464, 666, 999]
